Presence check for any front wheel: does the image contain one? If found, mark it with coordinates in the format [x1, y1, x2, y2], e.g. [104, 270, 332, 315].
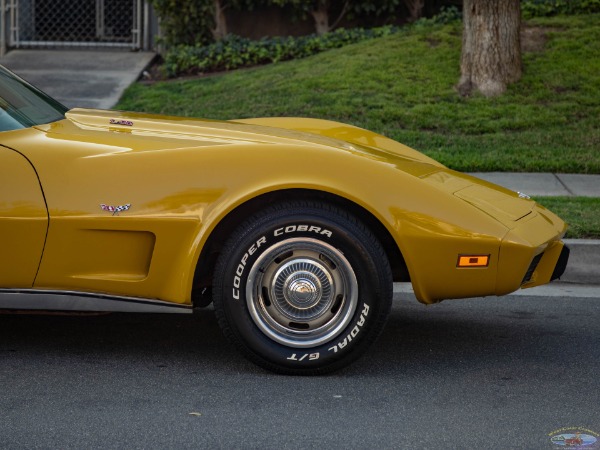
[213, 201, 392, 374]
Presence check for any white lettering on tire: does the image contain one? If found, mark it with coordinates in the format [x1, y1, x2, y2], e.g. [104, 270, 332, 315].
[328, 303, 370, 353]
[287, 352, 320, 361]
[232, 236, 266, 300]
[274, 225, 332, 238]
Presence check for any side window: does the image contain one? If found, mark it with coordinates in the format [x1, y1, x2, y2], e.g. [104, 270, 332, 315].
[0, 65, 68, 132]
[0, 98, 26, 132]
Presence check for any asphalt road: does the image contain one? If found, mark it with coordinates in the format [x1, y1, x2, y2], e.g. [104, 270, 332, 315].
[1, 287, 599, 449]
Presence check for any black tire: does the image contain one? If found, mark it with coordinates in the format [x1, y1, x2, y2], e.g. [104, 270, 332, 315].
[213, 201, 393, 375]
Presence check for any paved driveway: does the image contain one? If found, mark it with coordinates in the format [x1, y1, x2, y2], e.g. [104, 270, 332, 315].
[0, 49, 155, 109]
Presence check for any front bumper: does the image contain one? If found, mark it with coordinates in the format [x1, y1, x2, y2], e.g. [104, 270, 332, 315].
[520, 241, 570, 289]
[551, 244, 570, 281]
[496, 205, 569, 295]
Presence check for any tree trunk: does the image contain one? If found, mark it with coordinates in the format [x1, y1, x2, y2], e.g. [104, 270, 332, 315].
[311, 0, 330, 35]
[457, 0, 522, 97]
[404, 0, 425, 22]
[212, 0, 228, 41]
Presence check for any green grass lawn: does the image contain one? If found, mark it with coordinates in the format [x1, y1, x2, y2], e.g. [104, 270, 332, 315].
[535, 197, 600, 239]
[118, 14, 600, 173]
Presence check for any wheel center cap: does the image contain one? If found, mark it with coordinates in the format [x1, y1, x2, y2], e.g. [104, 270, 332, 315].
[284, 272, 321, 308]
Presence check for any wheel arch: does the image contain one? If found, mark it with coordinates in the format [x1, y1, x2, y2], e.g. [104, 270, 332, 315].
[191, 189, 409, 307]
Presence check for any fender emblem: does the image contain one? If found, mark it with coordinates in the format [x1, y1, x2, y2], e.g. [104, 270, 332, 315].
[109, 119, 133, 126]
[100, 203, 131, 215]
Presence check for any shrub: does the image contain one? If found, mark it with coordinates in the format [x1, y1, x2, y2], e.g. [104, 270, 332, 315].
[413, 5, 461, 26]
[150, 0, 214, 47]
[521, 0, 600, 18]
[163, 26, 401, 76]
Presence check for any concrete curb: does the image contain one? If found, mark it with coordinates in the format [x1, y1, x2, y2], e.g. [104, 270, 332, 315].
[561, 239, 600, 285]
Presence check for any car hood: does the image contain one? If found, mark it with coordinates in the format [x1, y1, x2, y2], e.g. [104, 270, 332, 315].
[421, 169, 538, 226]
[55, 108, 443, 169]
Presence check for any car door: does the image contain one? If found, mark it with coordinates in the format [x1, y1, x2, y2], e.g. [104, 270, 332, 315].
[0, 146, 48, 287]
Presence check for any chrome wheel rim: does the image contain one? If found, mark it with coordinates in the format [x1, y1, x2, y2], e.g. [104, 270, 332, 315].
[246, 237, 358, 348]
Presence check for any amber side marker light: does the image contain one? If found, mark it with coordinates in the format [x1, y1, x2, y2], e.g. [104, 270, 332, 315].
[457, 255, 490, 268]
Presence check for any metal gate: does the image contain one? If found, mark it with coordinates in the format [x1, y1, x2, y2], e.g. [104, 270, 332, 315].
[5, 0, 144, 49]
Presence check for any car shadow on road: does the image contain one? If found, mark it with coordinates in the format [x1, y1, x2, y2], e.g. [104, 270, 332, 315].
[0, 297, 577, 377]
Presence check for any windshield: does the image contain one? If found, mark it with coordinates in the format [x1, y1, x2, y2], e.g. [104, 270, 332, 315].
[0, 65, 68, 132]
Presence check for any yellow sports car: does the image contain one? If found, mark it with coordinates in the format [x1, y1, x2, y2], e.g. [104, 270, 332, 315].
[0, 65, 569, 374]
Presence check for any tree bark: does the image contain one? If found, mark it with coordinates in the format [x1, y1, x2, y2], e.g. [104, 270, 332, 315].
[457, 0, 522, 97]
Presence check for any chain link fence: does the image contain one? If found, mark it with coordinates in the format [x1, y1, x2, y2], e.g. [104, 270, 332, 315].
[8, 0, 144, 49]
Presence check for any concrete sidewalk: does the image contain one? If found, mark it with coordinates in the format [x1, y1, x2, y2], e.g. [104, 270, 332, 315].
[0, 49, 155, 109]
[469, 172, 600, 197]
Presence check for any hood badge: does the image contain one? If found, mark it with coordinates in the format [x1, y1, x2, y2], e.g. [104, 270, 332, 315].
[517, 192, 531, 199]
[101, 203, 131, 215]
[109, 119, 133, 126]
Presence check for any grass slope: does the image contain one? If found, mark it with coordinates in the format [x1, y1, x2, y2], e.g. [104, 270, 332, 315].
[118, 15, 600, 173]
[535, 197, 600, 239]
